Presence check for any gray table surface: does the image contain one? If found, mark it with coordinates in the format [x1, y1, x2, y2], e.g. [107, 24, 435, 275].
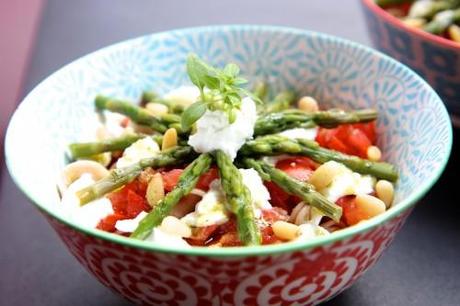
[1, 0, 459, 305]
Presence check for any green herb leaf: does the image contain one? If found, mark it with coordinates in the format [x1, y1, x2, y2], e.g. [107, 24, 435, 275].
[224, 63, 240, 77]
[181, 101, 207, 130]
[186, 54, 214, 91]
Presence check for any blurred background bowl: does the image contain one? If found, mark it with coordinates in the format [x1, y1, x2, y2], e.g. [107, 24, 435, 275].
[361, 0, 460, 126]
[5, 25, 452, 305]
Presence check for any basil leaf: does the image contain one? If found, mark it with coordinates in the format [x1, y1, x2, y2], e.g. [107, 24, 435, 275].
[186, 54, 211, 90]
[224, 63, 240, 77]
[203, 75, 220, 89]
[181, 101, 207, 130]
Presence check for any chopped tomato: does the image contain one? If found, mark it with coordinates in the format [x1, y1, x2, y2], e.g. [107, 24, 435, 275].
[126, 190, 150, 218]
[97, 213, 126, 232]
[170, 194, 201, 218]
[261, 227, 280, 245]
[196, 167, 219, 191]
[336, 195, 371, 226]
[316, 122, 376, 158]
[162, 167, 219, 193]
[265, 181, 290, 211]
[276, 156, 318, 181]
[161, 169, 183, 192]
[261, 208, 289, 223]
[187, 225, 219, 246]
[353, 122, 376, 144]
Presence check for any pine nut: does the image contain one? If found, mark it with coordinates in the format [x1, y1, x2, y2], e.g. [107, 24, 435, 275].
[161, 216, 192, 238]
[402, 18, 426, 29]
[146, 102, 169, 116]
[355, 194, 386, 219]
[448, 24, 460, 43]
[309, 161, 342, 190]
[162, 128, 178, 151]
[298, 96, 319, 113]
[367, 146, 382, 161]
[375, 180, 394, 208]
[146, 173, 164, 207]
[272, 221, 299, 241]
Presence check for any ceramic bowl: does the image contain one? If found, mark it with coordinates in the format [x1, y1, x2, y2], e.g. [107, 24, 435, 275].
[5, 25, 452, 305]
[361, 0, 460, 125]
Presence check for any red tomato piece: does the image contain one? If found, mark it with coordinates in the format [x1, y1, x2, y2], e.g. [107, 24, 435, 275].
[276, 157, 317, 182]
[161, 169, 183, 192]
[336, 195, 372, 226]
[126, 190, 150, 218]
[261, 208, 289, 224]
[347, 128, 372, 157]
[264, 181, 290, 211]
[196, 167, 219, 191]
[97, 213, 126, 232]
[261, 226, 281, 245]
[170, 194, 202, 218]
[187, 225, 219, 245]
[353, 122, 376, 144]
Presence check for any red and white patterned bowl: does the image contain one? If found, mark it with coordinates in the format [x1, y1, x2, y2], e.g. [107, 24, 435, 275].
[361, 0, 460, 125]
[5, 25, 452, 305]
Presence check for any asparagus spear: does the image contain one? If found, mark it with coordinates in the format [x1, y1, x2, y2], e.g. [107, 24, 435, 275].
[76, 146, 195, 205]
[69, 134, 145, 159]
[130, 153, 212, 240]
[215, 150, 261, 246]
[240, 135, 398, 182]
[254, 109, 377, 136]
[264, 90, 296, 113]
[141, 91, 184, 113]
[242, 158, 342, 222]
[424, 8, 460, 34]
[68, 134, 190, 159]
[95, 95, 184, 133]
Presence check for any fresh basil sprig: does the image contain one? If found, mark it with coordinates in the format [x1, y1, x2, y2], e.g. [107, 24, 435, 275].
[181, 54, 261, 130]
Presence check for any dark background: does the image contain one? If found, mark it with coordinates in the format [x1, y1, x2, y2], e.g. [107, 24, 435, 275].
[1, 1, 459, 305]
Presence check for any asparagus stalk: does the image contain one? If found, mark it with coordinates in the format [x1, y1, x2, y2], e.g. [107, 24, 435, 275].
[254, 109, 377, 136]
[215, 151, 261, 246]
[242, 158, 342, 222]
[240, 135, 398, 182]
[142, 91, 184, 113]
[264, 90, 296, 113]
[130, 153, 212, 240]
[423, 8, 460, 34]
[69, 134, 145, 159]
[76, 146, 195, 205]
[95, 95, 185, 133]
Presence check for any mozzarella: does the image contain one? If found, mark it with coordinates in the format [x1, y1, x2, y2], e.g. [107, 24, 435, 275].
[317, 161, 376, 202]
[146, 227, 192, 248]
[115, 211, 148, 232]
[60, 174, 113, 228]
[116, 136, 160, 168]
[181, 168, 272, 227]
[278, 127, 318, 141]
[188, 97, 257, 160]
[164, 86, 201, 107]
[296, 223, 330, 241]
[181, 180, 229, 227]
[239, 168, 272, 218]
[408, 0, 433, 18]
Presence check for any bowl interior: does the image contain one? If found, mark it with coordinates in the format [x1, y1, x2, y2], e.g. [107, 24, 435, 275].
[5, 25, 452, 255]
